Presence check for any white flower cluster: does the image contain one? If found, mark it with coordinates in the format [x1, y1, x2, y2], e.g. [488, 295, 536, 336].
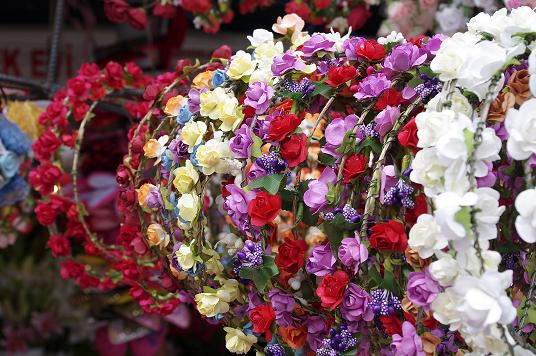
[408, 8, 536, 353]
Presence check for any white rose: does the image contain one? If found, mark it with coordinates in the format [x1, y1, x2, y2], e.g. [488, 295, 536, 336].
[429, 254, 459, 287]
[514, 188, 536, 243]
[378, 31, 406, 45]
[410, 148, 446, 196]
[434, 191, 476, 241]
[500, 7, 536, 48]
[473, 188, 504, 240]
[473, 127, 502, 177]
[529, 50, 536, 97]
[431, 289, 463, 330]
[426, 90, 472, 117]
[408, 214, 448, 259]
[505, 98, 536, 160]
[247, 29, 273, 47]
[177, 193, 200, 222]
[451, 271, 516, 334]
[227, 51, 256, 80]
[195, 138, 232, 175]
[181, 121, 207, 152]
[415, 110, 471, 148]
[456, 248, 502, 275]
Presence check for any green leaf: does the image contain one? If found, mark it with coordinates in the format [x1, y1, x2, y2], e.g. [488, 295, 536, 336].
[203, 286, 217, 293]
[251, 132, 263, 158]
[312, 82, 335, 98]
[381, 270, 397, 294]
[454, 206, 472, 236]
[320, 213, 359, 254]
[407, 76, 425, 88]
[248, 174, 285, 195]
[336, 131, 356, 154]
[239, 255, 279, 292]
[463, 128, 475, 157]
[161, 187, 174, 210]
[318, 152, 336, 166]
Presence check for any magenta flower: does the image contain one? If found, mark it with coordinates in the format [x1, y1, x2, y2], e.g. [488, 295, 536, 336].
[383, 43, 427, 72]
[375, 106, 400, 141]
[306, 315, 328, 351]
[229, 124, 254, 159]
[354, 73, 391, 100]
[244, 81, 274, 115]
[338, 234, 368, 275]
[306, 243, 336, 276]
[223, 184, 255, 228]
[340, 283, 374, 331]
[390, 322, 425, 356]
[303, 167, 337, 213]
[424, 34, 447, 57]
[271, 51, 305, 76]
[301, 34, 336, 57]
[406, 269, 441, 310]
[343, 37, 366, 61]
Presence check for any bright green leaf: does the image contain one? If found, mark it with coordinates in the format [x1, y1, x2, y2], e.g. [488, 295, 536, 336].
[248, 174, 285, 195]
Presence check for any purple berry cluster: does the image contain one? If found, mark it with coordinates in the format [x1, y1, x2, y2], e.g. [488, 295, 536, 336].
[264, 344, 285, 356]
[383, 180, 415, 209]
[370, 289, 401, 316]
[283, 78, 315, 97]
[323, 204, 360, 223]
[317, 324, 357, 356]
[359, 123, 379, 138]
[233, 240, 263, 274]
[414, 74, 442, 100]
[256, 153, 287, 174]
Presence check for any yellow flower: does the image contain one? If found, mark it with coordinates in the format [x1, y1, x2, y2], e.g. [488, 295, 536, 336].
[216, 278, 241, 303]
[137, 183, 155, 208]
[200, 87, 227, 120]
[143, 135, 169, 163]
[204, 247, 224, 275]
[164, 95, 186, 116]
[227, 51, 256, 80]
[146, 223, 170, 248]
[177, 193, 200, 222]
[192, 71, 213, 89]
[195, 139, 231, 175]
[218, 97, 244, 132]
[5, 101, 43, 140]
[181, 121, 207, 152]
[172, 160, 199, 194]
[254, 41, 284, 68]
[195, 293, 230, 317]
[223, 327, 257, 354]
[175, 242, 195, 270]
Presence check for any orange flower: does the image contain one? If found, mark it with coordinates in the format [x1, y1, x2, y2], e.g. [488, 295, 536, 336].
[278, 326, 307, 350]
[404, 248, 432, 268]
[192, 70, 213, 89]
[421, 332, 441, 356]
[488, 91, 515, 122]
[507, 69, 531, 105]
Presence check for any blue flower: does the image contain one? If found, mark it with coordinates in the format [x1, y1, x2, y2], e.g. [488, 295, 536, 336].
[190, 145, 201, 168]
[176, 105, 193, 125]
[0, 174, 29, 207]
[0, 151, 21, 179]
[0, 117, 32, 155]
[161, 151, 173, 171]
[211, 69, 227, 88]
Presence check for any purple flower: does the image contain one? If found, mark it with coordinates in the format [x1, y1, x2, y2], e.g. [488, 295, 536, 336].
[424, 34, 447, 57]
[340, 283, 374, 330]
[224, 184, 255, 228]
[244, 82, 274, 115]
[375, 106, 400, 141]
[301, 34, 335, 57]
[383, 43, 427, 73]
[146, 185, 163, 209]
[247, 162, 268, 181]
[306, 315, 328, 351]
[325, 114, 359, 147]
[390, 322, 425, 356]
[168, 138, 189, 162]
[343, 37, 365, 61]
[380, 165, 398, 204]
[306, 243, 336, 276]
[338, 234, 368, 275]
[170, 242, 182, 271]
[303, 167, 337, 213]
[230, 124, 254, 159]
[187, 87, 208, 113]
[476, 161, 497, 188]
[406, 269, 441, 310]
[354, 73, 391, 100]
[271, 51, 305, 76]
[268, 288, 295, 312]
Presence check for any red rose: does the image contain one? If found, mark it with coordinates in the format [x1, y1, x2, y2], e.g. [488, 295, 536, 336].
[369, 220, 407, 252]
[47, 234, 71, 257]
[104, 0, 129, 23]
[316, 270, 349, 309]
[153, 3, 177, 18]
[314, 0, 332, 10]
[268, 114, 303, 142]
[397, 117, 419, 151]
[143, 83, 162, 101]
[104, 61, 125, 89]
[35, 202, 57, 226]
[116, 164, 131, 188]
[33, 128, 62, 162]
[127, 7, 148, 31]
[72, 101, 89, 121]
[175, 59, 193, 75]
[212, 45, 233, 59]
[182, 0, 212, 13]
[248, 192, 282, 226]
[326, 65, 358, 88]
[356, 39, 386, 62]
[375, 88, 403, 110]
[348, 4, 372, 30]
[59, 260, 85, 280]
[405, 194, 427, 226]
[280, 133, 307, 168]
[125, 62, 144, 80]
[380, 315, 403, 335]
[275, 239, 308, 274]
[249, 305, 276, 341]
[285, 1, 311, 20]
[29, 163, 64, 195]
[342, 153, 367, 183]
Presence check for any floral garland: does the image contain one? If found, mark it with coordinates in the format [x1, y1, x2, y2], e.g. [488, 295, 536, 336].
[408, 6, 536, 354]
[126, 13, 469, 354]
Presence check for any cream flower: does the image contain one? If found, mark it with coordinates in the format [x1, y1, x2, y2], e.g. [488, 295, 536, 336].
[173, 160, 199, 194]
[175, 242, 195, 270]
[177, 193, 200, 222]
[408, 214, 447, 259]
[216, 278, 241, 303]
[514, 188, 536, 243]
[181, 121, 207, 152]
[146, 223, 170, 248]
[195, 293, 230, 317]
[227, 51, 256, 80]
[223, 327, 257, 354]
[200, 87, 228, 120]
[505, 98, 536, 160]
[195, 139, 232, 175]
[247, 29, 274, 47]
[272, 13, 305, 41]
[428, 253, 459, 287]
